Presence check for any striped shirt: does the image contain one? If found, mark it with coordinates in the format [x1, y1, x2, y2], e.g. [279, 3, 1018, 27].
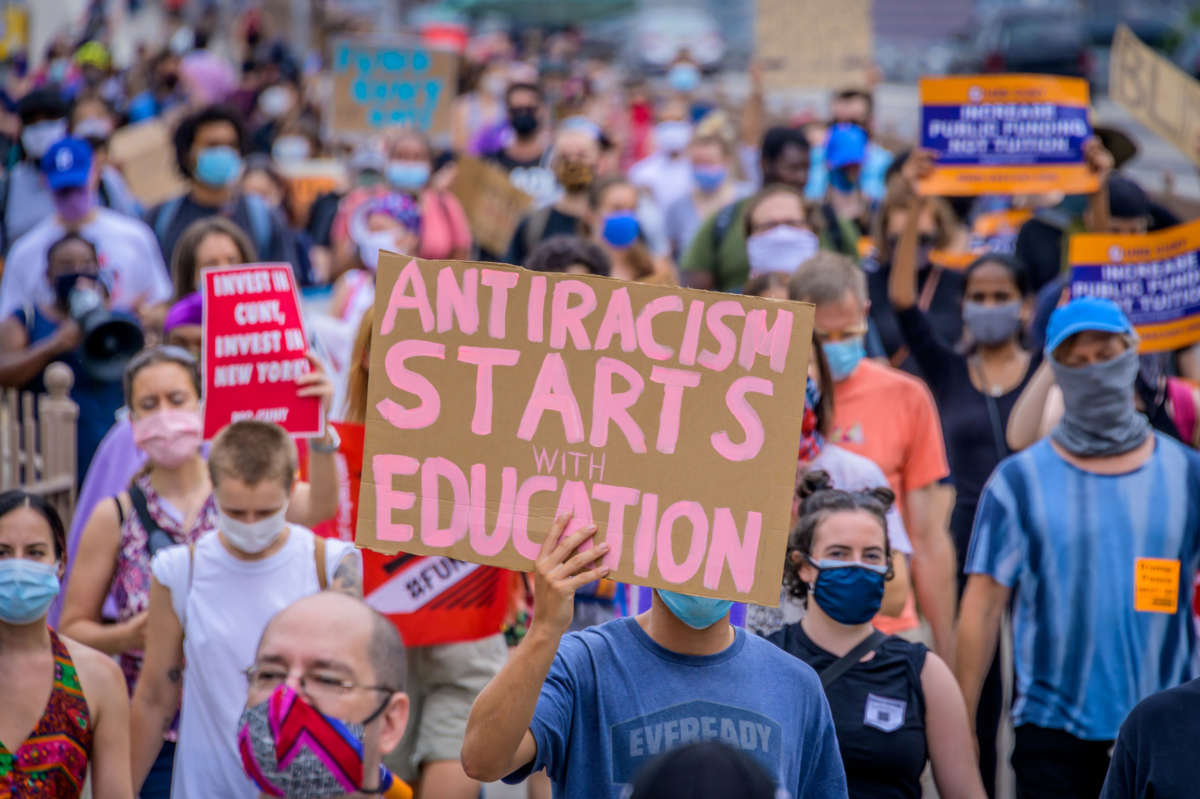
[966, 433, 1200, 740]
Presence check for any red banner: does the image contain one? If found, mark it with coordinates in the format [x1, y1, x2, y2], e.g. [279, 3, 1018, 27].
[201, 264, 322, 439]
[306, 422, 509, 646]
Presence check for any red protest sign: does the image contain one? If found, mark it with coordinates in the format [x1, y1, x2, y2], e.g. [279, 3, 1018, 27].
[305, 422, 511, 646]
[201, 264, 322, 439]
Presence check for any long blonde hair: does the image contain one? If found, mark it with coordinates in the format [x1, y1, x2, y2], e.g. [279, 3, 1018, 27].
[342, 307, 374, 424]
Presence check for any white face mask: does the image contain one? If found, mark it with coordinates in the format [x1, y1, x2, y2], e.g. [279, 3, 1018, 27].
[746, 225, 820, 276]
[22, 119, 68, 159]
[218, 506, 288, 554]
[271, 135, 311, 164]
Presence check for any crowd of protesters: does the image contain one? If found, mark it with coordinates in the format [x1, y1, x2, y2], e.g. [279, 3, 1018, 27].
[0, 7, 1197, 799]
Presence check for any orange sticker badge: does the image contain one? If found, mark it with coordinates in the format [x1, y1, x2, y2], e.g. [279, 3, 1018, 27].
[918, 75, 1098, 196]
[1133, 557, 1180, 614]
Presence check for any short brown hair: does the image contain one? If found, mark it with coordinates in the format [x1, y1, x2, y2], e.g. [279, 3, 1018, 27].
[208, 420, 297, 489]
[788, 251, 867, 305]
[170, 217, 257, 301]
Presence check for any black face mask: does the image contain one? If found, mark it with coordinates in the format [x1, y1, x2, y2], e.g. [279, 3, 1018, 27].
[160, 73, 179, 92]
[509, 108, 540, 137]
[53, 272, 96, 310]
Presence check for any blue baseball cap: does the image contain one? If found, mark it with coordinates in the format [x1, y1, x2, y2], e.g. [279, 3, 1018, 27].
[41, 137, 93, 191]
[1046, 296, 1134, 353]
[825, 122, 867, 170]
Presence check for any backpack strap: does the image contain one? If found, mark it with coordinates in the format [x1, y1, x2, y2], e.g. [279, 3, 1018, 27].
[154, 195, 186, 251]
[819, 630, 887, 689]
[112, 495, 125, 526]
[241, 193, 273, 258]
[710, 199, 740, 252]
[314, 535, 328, 591]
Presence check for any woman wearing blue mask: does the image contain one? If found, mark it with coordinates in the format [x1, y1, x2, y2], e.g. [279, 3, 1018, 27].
[664, 128, 753, 260]
[0, 490, 133, 799]
[589, 176, 675, 284]
[886, 151, 1038, 797]
[768, 472, 986, 799]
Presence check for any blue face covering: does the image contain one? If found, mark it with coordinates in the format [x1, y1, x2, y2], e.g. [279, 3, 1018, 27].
[657, 589, 733, 630]
[692, 164, 726, 193]
[602, 211, 640, 249]
[0, 558, 61, 624]
[808, 558, 886, 625]
[386, 160, 431, 192]
[822, 336, 865, 381]
[667, 63, 701, 93]
[195, 145, 243, 187]
[829, 167, 858, 193]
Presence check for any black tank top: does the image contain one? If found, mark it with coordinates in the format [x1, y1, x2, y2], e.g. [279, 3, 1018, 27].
[769, 623, 928, 799]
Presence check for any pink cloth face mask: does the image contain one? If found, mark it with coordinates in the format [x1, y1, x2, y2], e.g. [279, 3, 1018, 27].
[131, 408, 203, 468]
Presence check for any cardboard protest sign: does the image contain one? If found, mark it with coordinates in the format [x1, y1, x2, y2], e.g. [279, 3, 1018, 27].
[329, 38, 457, 140]
[356, 256, 815, 605]
[1110, 24, 1200, 168]
[449, 156, 533, 256]
[279, 159, 347, 225]
[1069, 218, 1200, 352]
[201, 264, 322, 438]
[929, 208, 1032, 270]
[918, 75, 1097, 196]
[756, 0, 872, 91]
[305, 421, 510, 646]
[108, 120, 187, 206]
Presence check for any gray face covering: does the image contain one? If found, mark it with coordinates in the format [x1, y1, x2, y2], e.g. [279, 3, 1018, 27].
[1049, 346, 1150, 456]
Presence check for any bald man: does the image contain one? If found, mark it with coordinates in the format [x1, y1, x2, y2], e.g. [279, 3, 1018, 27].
[240, 592, 411, 798]
[504, 124, 603, 265]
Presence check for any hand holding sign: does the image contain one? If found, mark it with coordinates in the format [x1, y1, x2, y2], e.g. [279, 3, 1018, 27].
[532, 513, 611, 637]
[295, 351, 335, 425]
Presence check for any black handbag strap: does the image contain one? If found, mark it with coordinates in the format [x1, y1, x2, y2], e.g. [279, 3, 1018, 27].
[128, 482, 174, 557]
[819, 630, 887, 689]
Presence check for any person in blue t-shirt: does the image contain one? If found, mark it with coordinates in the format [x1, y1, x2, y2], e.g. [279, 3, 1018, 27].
[956, 298, 1200, 799]
[461, 514, 848, 799]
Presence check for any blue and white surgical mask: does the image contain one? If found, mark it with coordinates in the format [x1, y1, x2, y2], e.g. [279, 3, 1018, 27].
[822, 336, 866, 381]
[385, 160, 431, 192]
[657, 589, 733, 630]
[0, 558, 60, 624]
[195, 145, 243, 187]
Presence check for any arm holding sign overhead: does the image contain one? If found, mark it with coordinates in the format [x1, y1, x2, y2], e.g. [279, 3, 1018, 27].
[284, 351, 340, 529]
[461, 515, 610, 783]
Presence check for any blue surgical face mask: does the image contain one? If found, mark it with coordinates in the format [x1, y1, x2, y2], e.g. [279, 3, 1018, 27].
[0, 558, 61, 624]
[808, 558, 887, 625]
[692, 164, 726, 193]
[667, 63, 701, 93]
[822, 336, 865, 381]
[195, 145, 243, 187]
[657, 589, 733, 630]
[601, 211, 640, 249]
[385, 160, 431, 192]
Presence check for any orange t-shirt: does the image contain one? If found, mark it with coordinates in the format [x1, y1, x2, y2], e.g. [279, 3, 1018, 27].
[830, 358, 950, 634]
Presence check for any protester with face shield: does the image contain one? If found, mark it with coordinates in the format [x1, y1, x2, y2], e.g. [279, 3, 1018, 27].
[239, 592, 413, 799]
[956, 297, 1200, 799]
[461, 514, 848, 799]
[130, 420, 361, 798]
[0, 491, 134, 799]
[1, 88, 70, 252]
[790, 252, 957, 661]
[504, 125, 601, 266]
[0, 233, 126, 481]
[769, 473, 986, 799]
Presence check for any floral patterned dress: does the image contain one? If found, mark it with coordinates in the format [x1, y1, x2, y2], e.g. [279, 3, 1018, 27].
[111, 475, 216, 697]
[0, 631, 92, 798]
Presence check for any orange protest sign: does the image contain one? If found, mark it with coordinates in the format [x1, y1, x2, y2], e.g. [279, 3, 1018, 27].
[356, 256, 815, 605]
[279, 160, 347, 225]
[918, 75, 1098, 196]
[1134, 557, 1180, 614]
[929, 208, 1033, 270]
[449, 156, 533, 256]
[1069, 217, 1200, 352]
